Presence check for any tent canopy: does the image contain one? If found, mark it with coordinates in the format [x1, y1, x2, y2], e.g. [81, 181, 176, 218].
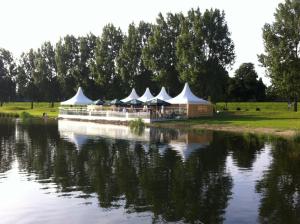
[109, 99, 124, 106]
[121, 88, 140, 103]
[138, 87, 154, 102]
[126, 99, 143, 106]
[168, 83, 210, 105]
[153, 86, 172, 101]
[61, 87, 93, 105]
[94, 99, 105, 105]
[145, 98, 171, 106]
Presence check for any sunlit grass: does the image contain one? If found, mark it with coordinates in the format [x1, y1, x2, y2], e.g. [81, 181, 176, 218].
[0, 102, 59, 118]
[159, 102, 300, 130]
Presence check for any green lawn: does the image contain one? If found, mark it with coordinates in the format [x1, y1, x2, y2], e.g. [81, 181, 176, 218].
[164, 102, 300, 130]
[0, 101, 299, 130]
[0, 102, 59, 118]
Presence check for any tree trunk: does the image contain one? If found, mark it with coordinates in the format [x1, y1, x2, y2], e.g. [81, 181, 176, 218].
[51, 101, 54, 108]
[0, 102, 3, 107]
[31, 101, 34, 109]
[294, 96, 298, 112]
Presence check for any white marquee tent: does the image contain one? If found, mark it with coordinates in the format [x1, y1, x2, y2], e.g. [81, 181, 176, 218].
[153, 86, 172, 101]
[168, 83, 209, 105]
[61, 87, 93, 105]
[138, 88, 154, 102]
[121, 88, 140, 103]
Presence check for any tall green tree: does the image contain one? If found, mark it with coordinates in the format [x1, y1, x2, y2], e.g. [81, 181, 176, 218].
[228, 63, 266, 101]
[16, 49, 39, 108]
[55, 35, 79, 99]
[142, 12, 183, 95]
[116, 22, 155, 95]
[259, 0, 300, 111]
[78, 33, 98, 98]
[91, 24, 124, 99]
[176, 8, 235, 101]
[0, 49, 16, 106]
[34, 42, 60, 106]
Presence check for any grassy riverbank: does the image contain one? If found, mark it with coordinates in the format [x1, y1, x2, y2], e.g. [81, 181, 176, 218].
[0, 102, 299, 136]
[0, 102, 59, 118]
[151, 102, 299, 137]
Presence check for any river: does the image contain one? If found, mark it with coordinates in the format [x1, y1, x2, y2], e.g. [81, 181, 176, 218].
[0, 118, 299, 223]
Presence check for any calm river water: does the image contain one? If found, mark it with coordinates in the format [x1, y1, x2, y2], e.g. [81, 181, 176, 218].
[0, 118, 299, 224]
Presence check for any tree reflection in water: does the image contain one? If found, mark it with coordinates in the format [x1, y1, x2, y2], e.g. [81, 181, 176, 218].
[2, 119, 292, 223]
[0, 118, 15, 173]
[256, 138, 300, 224]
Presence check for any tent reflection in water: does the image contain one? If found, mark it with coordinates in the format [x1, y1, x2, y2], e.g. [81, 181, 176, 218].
[157, 131, 212, 161]
[58, 120, 212, 161]
[168, 83, 213, 117]
[58, 120, 151, 150]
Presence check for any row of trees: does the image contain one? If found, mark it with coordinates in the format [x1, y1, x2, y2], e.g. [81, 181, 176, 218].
[0, 7, 267, 106]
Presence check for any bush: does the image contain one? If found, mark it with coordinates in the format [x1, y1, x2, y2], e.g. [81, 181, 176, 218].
[256, 107, 260, 111]
[293, 130, 300, 143]
[20, 111, 33, 121]
[236, 107, 241, 111]
[129, 118, 145, 135]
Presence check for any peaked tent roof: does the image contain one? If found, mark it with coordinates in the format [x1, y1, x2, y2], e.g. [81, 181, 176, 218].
[61, 87, 93, 105]
[121, 88, 140, 103]
[153, 86, 172, 101]
[138, 87, 154, 102]
[168, 83, 210, 105]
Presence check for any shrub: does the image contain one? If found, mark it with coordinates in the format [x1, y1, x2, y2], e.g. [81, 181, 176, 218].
[20, 111, 33, 121]
[129, 118, 145, 135]
[293, 130, 300, 143]
[256, 107, 260, 111]
[236, 107, 241, 111]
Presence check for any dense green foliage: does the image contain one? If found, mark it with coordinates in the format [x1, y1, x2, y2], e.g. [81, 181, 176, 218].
[228, 63, 266, 101]
[0, 49, 17, 105]
[176, 9, 235, 101]
[259, 0, 300, 111]
[129, 118, 146, 135]
[0, 8, 261, 104]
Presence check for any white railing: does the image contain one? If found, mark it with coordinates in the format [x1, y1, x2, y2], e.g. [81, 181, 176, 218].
[59, 107, 187, 121]
[59, 108, 89, 116]
[59, 108, 151, 120]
